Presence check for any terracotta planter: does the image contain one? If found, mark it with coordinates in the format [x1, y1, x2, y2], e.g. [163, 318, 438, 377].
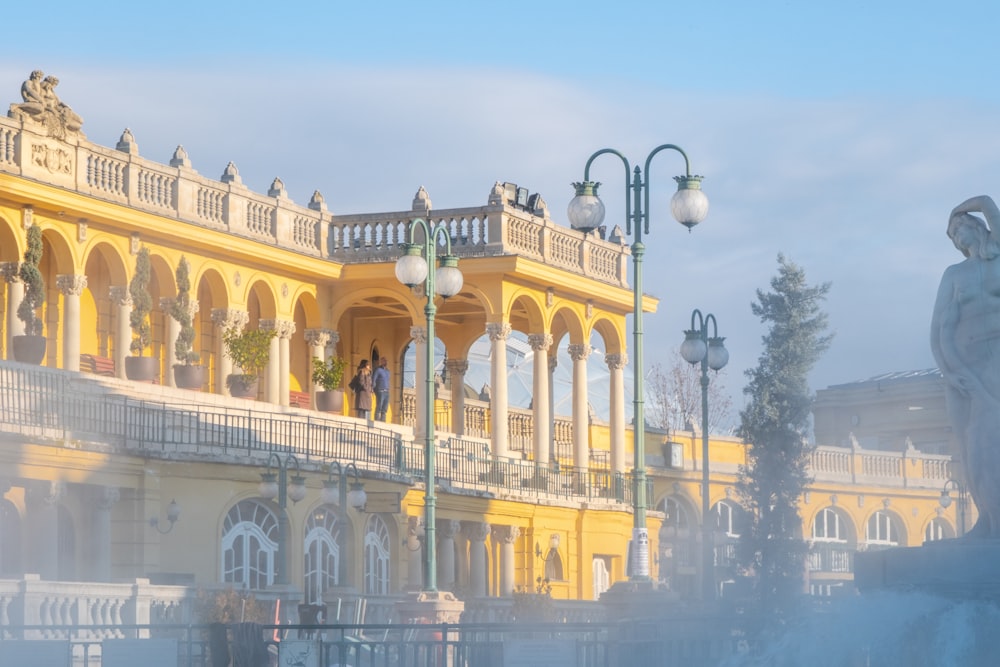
[173, 364, 205, 390]
[227, 374, 259, 399]
[315, 389, 344, 413]
[12, 335, 46, 365]
[124, 356, 159, 383]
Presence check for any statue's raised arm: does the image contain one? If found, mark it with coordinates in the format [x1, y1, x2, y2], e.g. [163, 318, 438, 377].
[951, 195, 1000, 242]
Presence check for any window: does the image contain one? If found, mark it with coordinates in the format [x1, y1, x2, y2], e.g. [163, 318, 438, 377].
[222, 500, 278, 589]
[812, 508, 844, 541]
[304, 506, 342, 604]
[592, 556, 610, 600]
[865, 510, 898, 547]
[363, 514, 391, 595]
[924, 517, 948, 542]
[714, 500, 742, 537]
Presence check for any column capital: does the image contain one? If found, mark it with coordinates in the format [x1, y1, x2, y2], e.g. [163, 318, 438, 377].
[438, 519, 461, 539]
[527, 333, 553, 352]
[411, 326, 428, 345]
[605, 353, 628, 370]
[493, 525, 521, 544]
[486, 322, 511, 342]
[56, 274, 87, 296]
[211, 308, 249, 331]
[305, 328, 338, 348]
[568, 343, 591, 361]
[94, 486, 120, 511]
[0, 262, 22, 283]
[444, 358, 469, 376]
[261, 319, 296, 339]
[464, 521, 491, 543]
[26, 480, 65, 506]
[109, 285, 132, 308]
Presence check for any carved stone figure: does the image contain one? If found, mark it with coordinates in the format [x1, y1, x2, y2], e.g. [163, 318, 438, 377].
[931, 195, 1000, 537]
[8, 70, 84, 139]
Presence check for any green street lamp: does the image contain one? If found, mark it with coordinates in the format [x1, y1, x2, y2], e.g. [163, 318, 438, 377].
[258, 453, 308, 586]
[939, 478, 968, 537]
[680, 309, 729, 601]
[568, 145, 709, 581]
[395, 218, 464, 592]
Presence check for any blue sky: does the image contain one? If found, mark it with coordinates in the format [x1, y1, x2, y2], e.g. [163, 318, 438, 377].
[4, 1, 1000, 429]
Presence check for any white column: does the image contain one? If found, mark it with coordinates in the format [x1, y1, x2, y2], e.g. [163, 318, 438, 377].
[110, 287, 132, 379]
[528, 333, 552, 465]
[160, 297, 178, 387]
[446, 359, 469, 437]
[275, 320, 295, 407]
[305, 329, 336, 409]
[25, 481, 64, 580]
[467, 522, 490, 598]
[412, 326, 428, 438]
[211, 309, 249, 394]
[569, 343, 591, 470]
[405, 516, 424, 591]
[89, 487, 119, 581]
[2, 263, 24, 358]
[487, 322, 511, 458]
[606, 353, 627, 474]
[57, 274, 87, 372]
[495, 525, 520, 597]
[437, 519, 460, 590]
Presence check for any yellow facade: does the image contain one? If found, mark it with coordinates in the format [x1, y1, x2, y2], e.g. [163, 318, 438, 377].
[0, 78, 957, 626]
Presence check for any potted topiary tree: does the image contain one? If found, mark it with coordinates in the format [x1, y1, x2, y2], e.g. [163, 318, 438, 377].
[13, 223, 47, 364]
[311, 355, 347, 412]
[125, 246, 158, 381]
[169, 256, 204, 390]
[223, 326, 275, 398]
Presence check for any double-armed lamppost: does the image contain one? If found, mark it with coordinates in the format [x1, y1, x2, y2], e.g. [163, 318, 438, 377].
[567, 145, 709, 581]
[680, 309, 729, 601]
[258, 453, 308, 586]
[939, 478, 968, 537]
[395, 218, 464, 592]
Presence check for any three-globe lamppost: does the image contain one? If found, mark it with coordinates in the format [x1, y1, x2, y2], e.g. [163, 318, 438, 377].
[567, 145, 709, 581]
[680, 309, 729, 601]
[395, 218, 464, 593]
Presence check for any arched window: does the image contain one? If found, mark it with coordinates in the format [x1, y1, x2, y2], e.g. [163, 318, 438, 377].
[924, 517, 949, 542]
[865, 510, 898, 549]
[812, 508, 845, 542]
[592, 556, 610, 601]
[714, 500, 742, 537]
[304, 506, 342, 604]
[363, 514, 391, 595]
[222, 500, 278, 589]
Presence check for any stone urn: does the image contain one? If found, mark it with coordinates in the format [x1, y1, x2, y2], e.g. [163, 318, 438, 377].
[124, 356, 159, 383]
[12, 334, 46, 365]
[315, 389, 344, 413]
[173, 364, 206, 390]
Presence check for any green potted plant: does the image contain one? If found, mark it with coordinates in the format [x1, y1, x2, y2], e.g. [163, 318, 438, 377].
[311, 356, 347, 412]
[169, 256, 204, 390]
[223, 326, 275, 398]
[13, 223, 47, 364]
[124, 246, 158, 382]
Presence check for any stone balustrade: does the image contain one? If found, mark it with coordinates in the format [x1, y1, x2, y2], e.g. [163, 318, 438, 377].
[0, 115, 629, 286]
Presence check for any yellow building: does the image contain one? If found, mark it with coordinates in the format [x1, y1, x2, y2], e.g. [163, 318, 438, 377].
[0, 72, 959, 627]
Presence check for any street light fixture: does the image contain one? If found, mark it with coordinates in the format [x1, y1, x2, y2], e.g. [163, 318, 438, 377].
[680, 309, 728, 602]
[567, 145, 709, 581]
[149, 499, 181, 534]
[258, 453, 307, 586]
[395, 217, 464, 593]
[939, 478, 968, 537]
[321, 461, 368, 513]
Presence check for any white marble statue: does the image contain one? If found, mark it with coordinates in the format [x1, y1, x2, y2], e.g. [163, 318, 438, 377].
[931, 195, 1000, 538]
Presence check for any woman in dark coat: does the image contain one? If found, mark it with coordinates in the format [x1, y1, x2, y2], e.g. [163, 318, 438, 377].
[351, 359, 373, 420]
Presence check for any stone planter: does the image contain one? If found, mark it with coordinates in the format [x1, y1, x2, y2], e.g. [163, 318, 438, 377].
[12, 335, 46, 365]
[315, 389, 344, 413]
[227, 374, 259, 399]
[124, 356, 159, 383]
[173, 364, 205, 390]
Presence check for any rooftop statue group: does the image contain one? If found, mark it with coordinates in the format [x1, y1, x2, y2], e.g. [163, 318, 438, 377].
[932, 195, 1000, 539]
[8, 70, 84, 139]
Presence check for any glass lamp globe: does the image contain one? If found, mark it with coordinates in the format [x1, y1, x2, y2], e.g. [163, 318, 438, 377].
[395, 245, 428, 287]
[680, 330, 707, 365]
[166, 499, 181, 522]
[671, 176, 710, 230]
[707, 337, 729, 371]
[348, 483, 368, 510]
[321, 480, 339, 506]
[939, 490, 953, 509]
[435, 256, 463, 297]
[567, 181, 606, 232]
[258, 473, 279, 500]
[288, 475, 308, 504]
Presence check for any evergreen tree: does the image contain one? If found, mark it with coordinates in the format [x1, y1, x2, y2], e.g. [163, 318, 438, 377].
[737, 254, 832, 631]
[129, 247, 152, 356]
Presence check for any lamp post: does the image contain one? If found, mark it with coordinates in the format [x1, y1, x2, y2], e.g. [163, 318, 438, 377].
[939, 478, 968, 537]
[395, 218, 464, 592]
[149, 499, 181, 534]
[680, 309, 729, 602]
[568, 145, 709, 581]
[258, 453, 308, 586]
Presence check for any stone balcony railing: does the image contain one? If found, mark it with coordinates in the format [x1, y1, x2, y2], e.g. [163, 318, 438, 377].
[0, 115, 629, 287]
